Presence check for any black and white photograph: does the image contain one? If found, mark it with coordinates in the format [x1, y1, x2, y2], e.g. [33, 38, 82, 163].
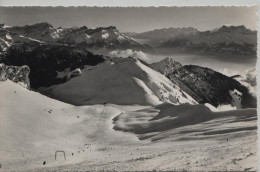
[0, 4, 258, 171]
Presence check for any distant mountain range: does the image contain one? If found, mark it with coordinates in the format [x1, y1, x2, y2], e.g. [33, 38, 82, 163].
[125, 27, 197, 44]
[0, 23, 257, 58]
[125, 25, 257, 55]
[0, 22, 150, 58]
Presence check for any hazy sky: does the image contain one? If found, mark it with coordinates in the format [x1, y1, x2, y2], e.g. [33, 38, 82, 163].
[0, 6, 257, 32]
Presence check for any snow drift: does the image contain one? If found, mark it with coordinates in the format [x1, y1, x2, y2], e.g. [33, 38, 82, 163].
[113, 103, 257, 141]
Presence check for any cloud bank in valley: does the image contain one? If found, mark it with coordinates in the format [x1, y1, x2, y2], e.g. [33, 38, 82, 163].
[241, 67, 257, 98]
[245, 67, 256, 86]
[109, 49, 148, 61]
[219, 68, 241, 77]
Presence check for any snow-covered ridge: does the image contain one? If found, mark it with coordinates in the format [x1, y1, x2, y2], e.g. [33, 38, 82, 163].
[39, 57, 197, 106]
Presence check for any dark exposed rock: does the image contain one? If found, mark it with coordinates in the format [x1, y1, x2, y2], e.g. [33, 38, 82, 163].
[150, 57, 182, 75]
[0, 63, 30, 88]
[217, 25, 251, 34]
[150, 58, 256, 108]
[3, 42, 105, 88]
[150, 58, 204, 103]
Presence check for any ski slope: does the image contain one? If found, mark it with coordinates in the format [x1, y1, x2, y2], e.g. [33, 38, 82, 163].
[0, 80, 257, 171]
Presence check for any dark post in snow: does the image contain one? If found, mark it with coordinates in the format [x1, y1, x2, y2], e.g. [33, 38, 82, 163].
[55, 150, 66, 160]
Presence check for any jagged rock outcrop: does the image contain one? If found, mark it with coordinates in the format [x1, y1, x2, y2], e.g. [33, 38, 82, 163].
[67, 68, 81, 81]
[229, 89, 242, 109]
[0, 63, 30, 88]
[149, 57, 182, 75]
[217, 25, 252, 34]
[150, 58, 204, 103]
[150, 58, 256, 108]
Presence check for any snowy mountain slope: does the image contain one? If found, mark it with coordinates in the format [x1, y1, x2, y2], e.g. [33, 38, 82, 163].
[113, 103, 257, 141]
[0, 79, 92, 169]
[39, 101, 257, 171]
[0, 80, 142, 171]
[39, 57, 197, 106]
[0, 80, 257, 171]
[0, 80, 82, 152]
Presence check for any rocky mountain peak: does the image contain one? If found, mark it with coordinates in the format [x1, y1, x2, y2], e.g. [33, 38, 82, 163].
[150, 57, 183, 75]
[217, 25, 252, 33]
[161, 57, 182, 67]
[90, 26, 118, 33]
[9, 22, 54, 32]
[32, 22, 53, 28]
